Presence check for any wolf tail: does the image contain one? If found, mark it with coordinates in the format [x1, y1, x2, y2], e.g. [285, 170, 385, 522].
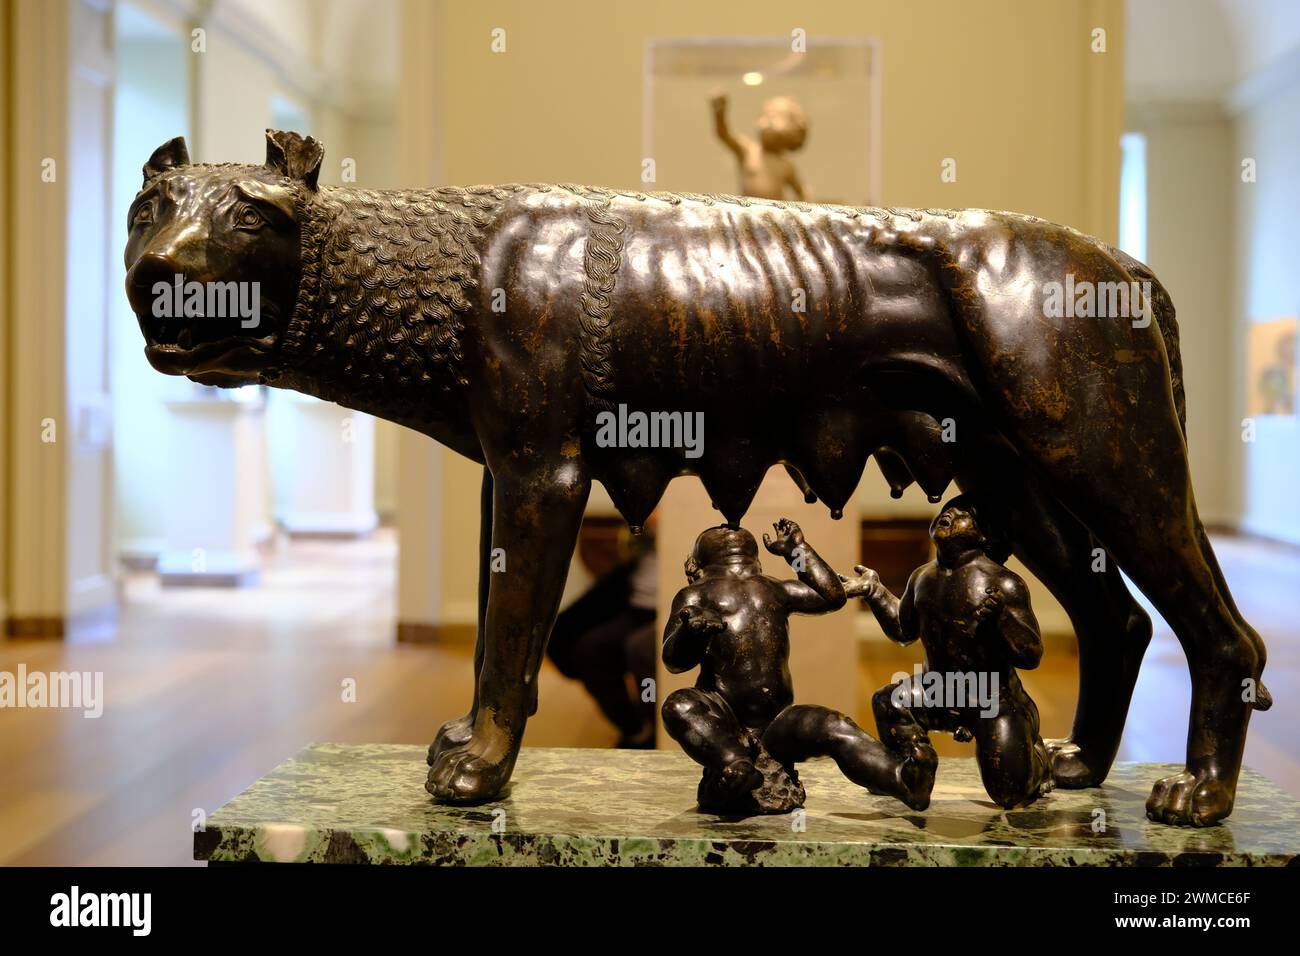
[1106, 246, 1186, 437]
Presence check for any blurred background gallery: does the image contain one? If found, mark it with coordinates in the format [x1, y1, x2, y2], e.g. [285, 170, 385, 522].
[0, 0, 1297, 863]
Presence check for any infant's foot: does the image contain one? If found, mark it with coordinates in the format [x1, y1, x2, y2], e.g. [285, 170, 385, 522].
[1032, 741, 1055, 797]
[896, 741, 938, 812]
[719, 758, 764, 796]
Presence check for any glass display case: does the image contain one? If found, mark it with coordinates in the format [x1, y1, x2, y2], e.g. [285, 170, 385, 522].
[643, 36, 880, 206]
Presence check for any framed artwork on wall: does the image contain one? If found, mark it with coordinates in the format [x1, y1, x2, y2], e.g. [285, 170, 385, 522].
[1248, 316, 1297, 418]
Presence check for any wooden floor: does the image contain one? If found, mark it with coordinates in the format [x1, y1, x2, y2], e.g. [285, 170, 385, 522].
[2, 530, 1297, 865]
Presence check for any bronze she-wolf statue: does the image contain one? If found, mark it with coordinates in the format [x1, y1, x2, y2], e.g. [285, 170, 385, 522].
[124, 130, 1270, 826]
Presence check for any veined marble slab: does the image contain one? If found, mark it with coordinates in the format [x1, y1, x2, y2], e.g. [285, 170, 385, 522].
[196, 744, 1300, 866]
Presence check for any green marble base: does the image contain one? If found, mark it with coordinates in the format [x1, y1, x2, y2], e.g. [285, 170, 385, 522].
[195, 744, 1300, 866]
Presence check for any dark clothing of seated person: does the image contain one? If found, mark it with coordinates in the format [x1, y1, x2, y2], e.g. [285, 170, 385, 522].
[548, 541, 658, 749]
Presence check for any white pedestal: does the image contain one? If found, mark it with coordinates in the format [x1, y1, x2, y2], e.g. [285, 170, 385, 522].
[158, 395, 269, 587]
[270, 394, 378, 538]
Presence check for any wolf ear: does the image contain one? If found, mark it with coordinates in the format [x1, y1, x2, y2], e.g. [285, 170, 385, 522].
[265, 129, 324, 190]
[143, 136, 189, 183]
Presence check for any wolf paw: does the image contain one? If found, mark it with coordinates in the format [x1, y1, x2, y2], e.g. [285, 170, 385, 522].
[1146, 769, 1234, 827]
[425, 723, 517, 805]
[427, 713, 474, 766]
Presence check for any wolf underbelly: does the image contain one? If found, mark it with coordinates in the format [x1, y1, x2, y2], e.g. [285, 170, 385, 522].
[500, 191, 983, 527]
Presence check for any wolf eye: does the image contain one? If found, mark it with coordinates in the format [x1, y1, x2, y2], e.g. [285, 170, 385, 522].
[235, 205, 265, 229]
[132, 201, 154, 227]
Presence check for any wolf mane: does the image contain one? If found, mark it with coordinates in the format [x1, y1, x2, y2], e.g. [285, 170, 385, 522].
[274, 182, 521, 419]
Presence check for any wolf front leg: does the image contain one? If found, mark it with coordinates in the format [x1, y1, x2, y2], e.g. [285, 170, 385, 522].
[428, 466, 493, 765]
[426, 461, 591, 804]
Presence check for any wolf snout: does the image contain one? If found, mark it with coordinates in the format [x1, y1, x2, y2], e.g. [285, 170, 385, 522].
[125, 253, 182, 323]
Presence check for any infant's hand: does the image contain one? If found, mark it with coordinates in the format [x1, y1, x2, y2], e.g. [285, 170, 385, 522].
[709, 91, 728, 113]
[839, 564, 881, 599]
[762, 517, 805, 559]
[679, 604, 725, 634]
[973, 587, 1003, 626]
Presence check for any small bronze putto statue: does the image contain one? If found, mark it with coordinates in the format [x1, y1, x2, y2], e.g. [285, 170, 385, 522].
[710, 93, 808, 200]
[853, 496, 1053, 809]
[663, 519, 934, 814]
[125, 130, 1270, 825]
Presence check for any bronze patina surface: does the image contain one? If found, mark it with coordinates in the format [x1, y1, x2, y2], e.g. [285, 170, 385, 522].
[126, 131, 1270, 826]
[857, 495, 1054, 811]
[661, 518, 934, 815]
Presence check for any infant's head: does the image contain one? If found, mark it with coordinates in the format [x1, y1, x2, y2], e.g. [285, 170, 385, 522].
[685, 525, 759, 579]
[931, 495, 1013, 563]
[758, 96, 808, 153]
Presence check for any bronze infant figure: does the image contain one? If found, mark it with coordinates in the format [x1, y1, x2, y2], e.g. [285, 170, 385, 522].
[124, 130, 1270, 825]
[853, 495, 1053, 810]
[663, 519, 934, 815]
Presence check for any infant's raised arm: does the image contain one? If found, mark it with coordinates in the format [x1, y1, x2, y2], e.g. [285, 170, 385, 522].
[764, 519, 846, 614]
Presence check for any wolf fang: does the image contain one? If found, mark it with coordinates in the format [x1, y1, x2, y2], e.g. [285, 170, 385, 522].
[594, 404, 705, 459]
[151, 275, 261, 329]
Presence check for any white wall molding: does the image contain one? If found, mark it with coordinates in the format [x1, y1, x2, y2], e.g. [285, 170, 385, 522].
[1126, 81, 1232, 106]
[200, 0, 394, 123]
[7, 0, 71, 623]
[5, 0, 118, 632]
[1228, 40, 1300, 114]
[122, 0, 398, 123]
[1126, 98, 1227, 126]
[205, 0, 326, 106]
[1239, 516, 1300, 549]
[125, 0, 204, 31]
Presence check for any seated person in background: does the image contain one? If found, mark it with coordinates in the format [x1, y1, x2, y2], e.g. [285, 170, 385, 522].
[547, 530, 658, 748]
[850, 495, 1053, 809]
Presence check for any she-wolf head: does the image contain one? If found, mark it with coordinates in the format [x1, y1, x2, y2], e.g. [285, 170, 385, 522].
[123, 129, 323, 387]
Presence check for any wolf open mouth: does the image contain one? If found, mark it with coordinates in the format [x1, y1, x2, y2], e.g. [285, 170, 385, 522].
[138, 301, 282, 375]
[142, 316, 279, 375]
